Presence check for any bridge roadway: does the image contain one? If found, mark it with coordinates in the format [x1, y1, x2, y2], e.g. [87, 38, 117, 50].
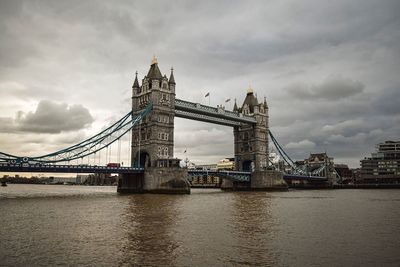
[0, 163, 144, 174]
[0, 163, 328, 182]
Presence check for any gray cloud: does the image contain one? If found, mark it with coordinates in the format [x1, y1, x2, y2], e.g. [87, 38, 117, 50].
[0, 100, 93, 134]
[285, 76, 364, 100]
[0, 0, 399, 168]
[285, 140, 316, 150]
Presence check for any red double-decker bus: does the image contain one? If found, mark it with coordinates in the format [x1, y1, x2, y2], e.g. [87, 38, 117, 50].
[106, 163, 120, 168]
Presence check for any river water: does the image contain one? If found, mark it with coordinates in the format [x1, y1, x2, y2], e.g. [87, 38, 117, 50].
[0, 185, 399, 266]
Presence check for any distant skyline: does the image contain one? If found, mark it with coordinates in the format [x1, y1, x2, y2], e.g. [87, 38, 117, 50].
[1, 0, 399, 168]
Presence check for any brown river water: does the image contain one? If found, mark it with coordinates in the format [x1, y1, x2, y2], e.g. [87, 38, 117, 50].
[0, 185, 399, 266]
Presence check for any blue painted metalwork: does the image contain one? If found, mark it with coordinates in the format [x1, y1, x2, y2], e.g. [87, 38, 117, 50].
[175, 98, 256, 125]
[269, 130, 337, 182]
[0, 103, 153, 164]
[187, 169, 251, 182]
[0, 162, 144, 174]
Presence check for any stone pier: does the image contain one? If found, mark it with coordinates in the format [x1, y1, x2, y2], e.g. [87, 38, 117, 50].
[220, 170, 287, 191]
[250, 170, 288, 190]
[118, 167, 190, 194]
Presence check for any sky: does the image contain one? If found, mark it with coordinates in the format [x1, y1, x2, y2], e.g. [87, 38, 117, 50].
[0, 0, 399, 169]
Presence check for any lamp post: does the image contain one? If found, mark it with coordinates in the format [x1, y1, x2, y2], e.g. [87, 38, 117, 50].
[138, 121, 141, 168]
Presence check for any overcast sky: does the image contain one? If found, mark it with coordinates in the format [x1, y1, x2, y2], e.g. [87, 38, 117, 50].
[0, 0, 399, 168]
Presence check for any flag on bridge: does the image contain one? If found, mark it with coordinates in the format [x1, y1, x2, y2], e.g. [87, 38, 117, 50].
[225, 98, 231, 103]
[205, 92, 210, 97]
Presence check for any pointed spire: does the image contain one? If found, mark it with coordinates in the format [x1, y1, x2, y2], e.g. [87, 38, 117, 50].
[169, 67, 175, 84]
[151, 55, 158, 65]
[132, 71, 139, 88]
[242, 85, 258, 113]
[233, 98, 238, 112]
[247, 84, 253, 95]
[147, 56, 162, 79]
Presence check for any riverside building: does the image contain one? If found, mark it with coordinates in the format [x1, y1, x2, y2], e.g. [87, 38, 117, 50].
[360, 140, 400, 184]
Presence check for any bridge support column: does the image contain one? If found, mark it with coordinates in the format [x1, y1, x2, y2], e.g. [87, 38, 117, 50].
[250, 170, 288, 190]
[117, 173, 145, 193]
[143, 167, 190, 194]
[118, 167, 190, 194]
[220, 179, 233, 190]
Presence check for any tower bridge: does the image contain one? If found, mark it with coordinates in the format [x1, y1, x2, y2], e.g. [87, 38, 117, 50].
[0, 58, 332, 193]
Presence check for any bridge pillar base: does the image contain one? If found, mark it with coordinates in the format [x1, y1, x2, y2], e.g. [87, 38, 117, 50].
[117, 173, 145, 193]
[143, 167, 190, 194]
[118, 168, 191, 194]
[251, 170, 288, 190]
[220, 179, 233, 190]
[220, 179, 251, 191]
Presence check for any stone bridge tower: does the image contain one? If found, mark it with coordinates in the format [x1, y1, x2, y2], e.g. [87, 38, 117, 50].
[233, 87, 269, 172]
[118, 57, 190, 194]
[131, 57, 176, 168]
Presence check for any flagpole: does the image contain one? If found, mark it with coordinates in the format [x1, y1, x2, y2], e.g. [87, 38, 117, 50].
[205, 92, 210, 106]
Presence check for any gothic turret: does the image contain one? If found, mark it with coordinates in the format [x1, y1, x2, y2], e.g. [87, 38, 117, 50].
[132, 71, 140, 93]
[147, 56, 163, 79]
[242, 86, 259, 113]
[169, 67, 175, 85]
[263, 96, 268, 109]
[233, 98, 238, 112]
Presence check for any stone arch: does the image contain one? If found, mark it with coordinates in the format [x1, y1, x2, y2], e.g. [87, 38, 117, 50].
[135, 150, 151, 168]
[242, 160, 254, 172]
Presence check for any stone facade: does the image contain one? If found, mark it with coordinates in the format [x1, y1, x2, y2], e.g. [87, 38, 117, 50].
[233, 88, 269, 172]
[131, 58, 176, 168]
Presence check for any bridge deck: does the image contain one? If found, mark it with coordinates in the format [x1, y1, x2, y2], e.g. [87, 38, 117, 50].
[0, 163, 144, 174]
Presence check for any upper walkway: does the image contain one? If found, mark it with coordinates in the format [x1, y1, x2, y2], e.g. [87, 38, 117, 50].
[175, 99, 256, 126]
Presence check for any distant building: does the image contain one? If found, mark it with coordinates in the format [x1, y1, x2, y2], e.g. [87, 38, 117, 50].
[85, 173, 117, 185]
[217, 158, 235, 170]
[294, 152, 341, 182]
[269, 149, 285, 171]
[194, 163, 217, 171]
[76, 174, 89, 184]
[305, 153, 335, 177]
[334, 164, 352, 183]
[360, 140, 400, 184]
[52, 176, 77, 184]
